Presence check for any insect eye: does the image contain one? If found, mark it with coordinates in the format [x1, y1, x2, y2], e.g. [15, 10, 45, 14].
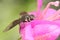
[30, 15, 35, 20]
[24, 15, 35, 22]
[25, 16, 31, 22]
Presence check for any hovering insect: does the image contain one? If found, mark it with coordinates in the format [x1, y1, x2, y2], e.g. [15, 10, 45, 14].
[3, 12, 35, 32]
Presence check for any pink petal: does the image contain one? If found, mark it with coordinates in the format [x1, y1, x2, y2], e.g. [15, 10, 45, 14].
[20, 22, 34, 40]
[19, 0, 60, 40]
[31, 20, 60, 40]
[42, 1, 59, 20]
[37, 0, 42, 10]
[54, 19, 60, 24]
[43, 8, 56, 19]
[20, 20, 60, 40]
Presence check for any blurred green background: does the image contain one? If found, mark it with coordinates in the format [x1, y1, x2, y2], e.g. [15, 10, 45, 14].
[0, 0, 36, 40]
[0, 0, 60, 40]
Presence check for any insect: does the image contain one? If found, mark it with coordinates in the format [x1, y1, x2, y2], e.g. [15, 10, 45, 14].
[3, 12, 35, 32]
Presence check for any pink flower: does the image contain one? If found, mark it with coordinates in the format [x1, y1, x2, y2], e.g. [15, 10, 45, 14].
[20, 0, 60, 40]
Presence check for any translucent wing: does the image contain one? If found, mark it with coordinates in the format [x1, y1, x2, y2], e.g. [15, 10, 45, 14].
[3, 12, 28, 32]
[3, 18, 21, 32]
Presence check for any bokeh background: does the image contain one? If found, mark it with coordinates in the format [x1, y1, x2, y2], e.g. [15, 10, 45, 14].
[0, 0, 60, 40]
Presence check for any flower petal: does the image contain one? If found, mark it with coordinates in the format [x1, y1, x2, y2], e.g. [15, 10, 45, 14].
[31, 20, 60, 40]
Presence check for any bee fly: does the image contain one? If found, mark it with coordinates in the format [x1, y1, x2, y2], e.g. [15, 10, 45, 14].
[3, 12, 35, 32]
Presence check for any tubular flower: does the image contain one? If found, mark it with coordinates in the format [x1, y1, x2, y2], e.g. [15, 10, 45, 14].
[20, 0, 60, 40]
